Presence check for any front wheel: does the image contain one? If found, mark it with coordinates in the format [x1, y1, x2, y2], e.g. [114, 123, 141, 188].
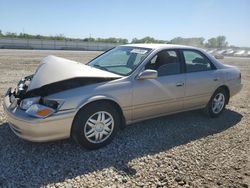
[71, 101, 120, 149]
[204, 88, 227, 118]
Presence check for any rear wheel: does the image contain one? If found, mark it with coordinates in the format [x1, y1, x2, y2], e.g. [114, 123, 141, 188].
[71, 101, 120, 149]
[204, 88, 227, 117]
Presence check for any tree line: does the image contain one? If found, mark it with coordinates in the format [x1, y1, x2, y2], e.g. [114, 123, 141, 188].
[0, 30, 128, 44]
[132, 36, 228, 48]
[0, 30, 228, 48]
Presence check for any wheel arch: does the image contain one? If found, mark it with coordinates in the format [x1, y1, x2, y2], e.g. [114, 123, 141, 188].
[73, 95, 126, 130]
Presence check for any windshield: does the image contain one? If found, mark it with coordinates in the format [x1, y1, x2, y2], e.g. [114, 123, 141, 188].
[88, 46, 152, 76]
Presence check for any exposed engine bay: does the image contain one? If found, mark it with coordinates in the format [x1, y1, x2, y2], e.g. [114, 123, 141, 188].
[10, 75, 117, 105]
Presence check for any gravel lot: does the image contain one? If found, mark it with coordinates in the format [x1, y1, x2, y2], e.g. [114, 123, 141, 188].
[0, 49, 249, 188]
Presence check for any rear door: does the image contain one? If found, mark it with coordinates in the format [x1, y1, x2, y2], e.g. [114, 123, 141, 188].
[181, 50, 221, 109]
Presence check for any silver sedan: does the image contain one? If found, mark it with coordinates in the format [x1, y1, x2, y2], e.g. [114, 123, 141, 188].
[3, 44, 242, 149]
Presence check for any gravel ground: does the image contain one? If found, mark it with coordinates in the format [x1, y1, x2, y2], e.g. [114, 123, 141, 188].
[0, 49, 249, 188]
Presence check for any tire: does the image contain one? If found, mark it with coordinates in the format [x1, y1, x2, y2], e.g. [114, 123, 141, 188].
[204, 88, 228, 118]
[71, 101, 120, 149]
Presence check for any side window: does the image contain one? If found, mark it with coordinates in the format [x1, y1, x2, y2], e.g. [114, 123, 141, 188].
[183, 50, 213, 73]
[145, 50, 181, 77]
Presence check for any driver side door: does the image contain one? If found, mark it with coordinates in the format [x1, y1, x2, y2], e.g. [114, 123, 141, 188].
[132, 50, 185, 121]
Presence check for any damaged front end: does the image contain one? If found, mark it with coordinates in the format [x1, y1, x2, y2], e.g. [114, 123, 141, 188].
[3, 55, 123, 142]
[8, 75, 118, 119]
[6, 55, 121, 119]
[7, 75, 61, 118]
[14, 74, 33, 99]
[7, 74, 34, 108]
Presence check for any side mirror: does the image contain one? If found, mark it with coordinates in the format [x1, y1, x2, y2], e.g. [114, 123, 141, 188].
[137, 69, 158, 80]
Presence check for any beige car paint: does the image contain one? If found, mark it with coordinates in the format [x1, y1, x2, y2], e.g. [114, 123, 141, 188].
[3, 44, 243, 142]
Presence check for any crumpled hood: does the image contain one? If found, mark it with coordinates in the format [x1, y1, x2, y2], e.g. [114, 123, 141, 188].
[27, 55, 121, 91]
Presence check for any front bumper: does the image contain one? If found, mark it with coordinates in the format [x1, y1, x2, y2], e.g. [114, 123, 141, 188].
[3, 89, 75, 142]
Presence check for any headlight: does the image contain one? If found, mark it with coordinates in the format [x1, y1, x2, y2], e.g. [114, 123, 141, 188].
[20, 97, 40, 110]
[25, 104, 55, 118]
[20, 97, 64, 118]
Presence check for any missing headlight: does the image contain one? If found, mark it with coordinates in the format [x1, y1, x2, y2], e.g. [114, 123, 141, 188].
[40, 98, 64, 110]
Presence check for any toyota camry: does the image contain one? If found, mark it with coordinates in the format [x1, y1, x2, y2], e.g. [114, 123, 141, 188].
[3, 44, 242, 149]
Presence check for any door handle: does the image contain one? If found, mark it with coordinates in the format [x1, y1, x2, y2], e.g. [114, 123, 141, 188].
[176, 82, 184, 87]
[213, 77, 219, 81]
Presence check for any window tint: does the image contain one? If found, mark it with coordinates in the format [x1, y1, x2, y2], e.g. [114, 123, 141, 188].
[145, 50, 181, 76]
[183, 50, 212, 73]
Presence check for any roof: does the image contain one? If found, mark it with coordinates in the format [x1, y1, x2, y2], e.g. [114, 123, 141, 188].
[121, 43, 198, 50]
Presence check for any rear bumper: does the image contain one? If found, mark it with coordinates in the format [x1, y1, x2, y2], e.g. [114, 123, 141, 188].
[3, 91, 75, 142]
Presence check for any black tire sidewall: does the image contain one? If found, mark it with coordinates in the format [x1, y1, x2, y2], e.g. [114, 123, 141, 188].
[71, 101, 120, 149]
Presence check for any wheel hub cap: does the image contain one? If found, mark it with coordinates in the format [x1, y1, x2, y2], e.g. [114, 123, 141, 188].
[84, 111, 114, 144]
[95, 122, 104, 132]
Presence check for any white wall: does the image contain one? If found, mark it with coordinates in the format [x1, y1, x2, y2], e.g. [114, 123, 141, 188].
[0, 38, 120, 51]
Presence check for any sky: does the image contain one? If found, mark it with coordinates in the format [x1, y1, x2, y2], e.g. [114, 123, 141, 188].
[0, 0, 250, 47]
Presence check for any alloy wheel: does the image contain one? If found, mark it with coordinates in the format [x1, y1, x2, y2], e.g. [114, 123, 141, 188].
[212, 93, 225, 114]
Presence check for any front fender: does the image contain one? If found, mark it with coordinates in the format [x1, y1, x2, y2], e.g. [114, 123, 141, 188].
[76, 95, 122, 110]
